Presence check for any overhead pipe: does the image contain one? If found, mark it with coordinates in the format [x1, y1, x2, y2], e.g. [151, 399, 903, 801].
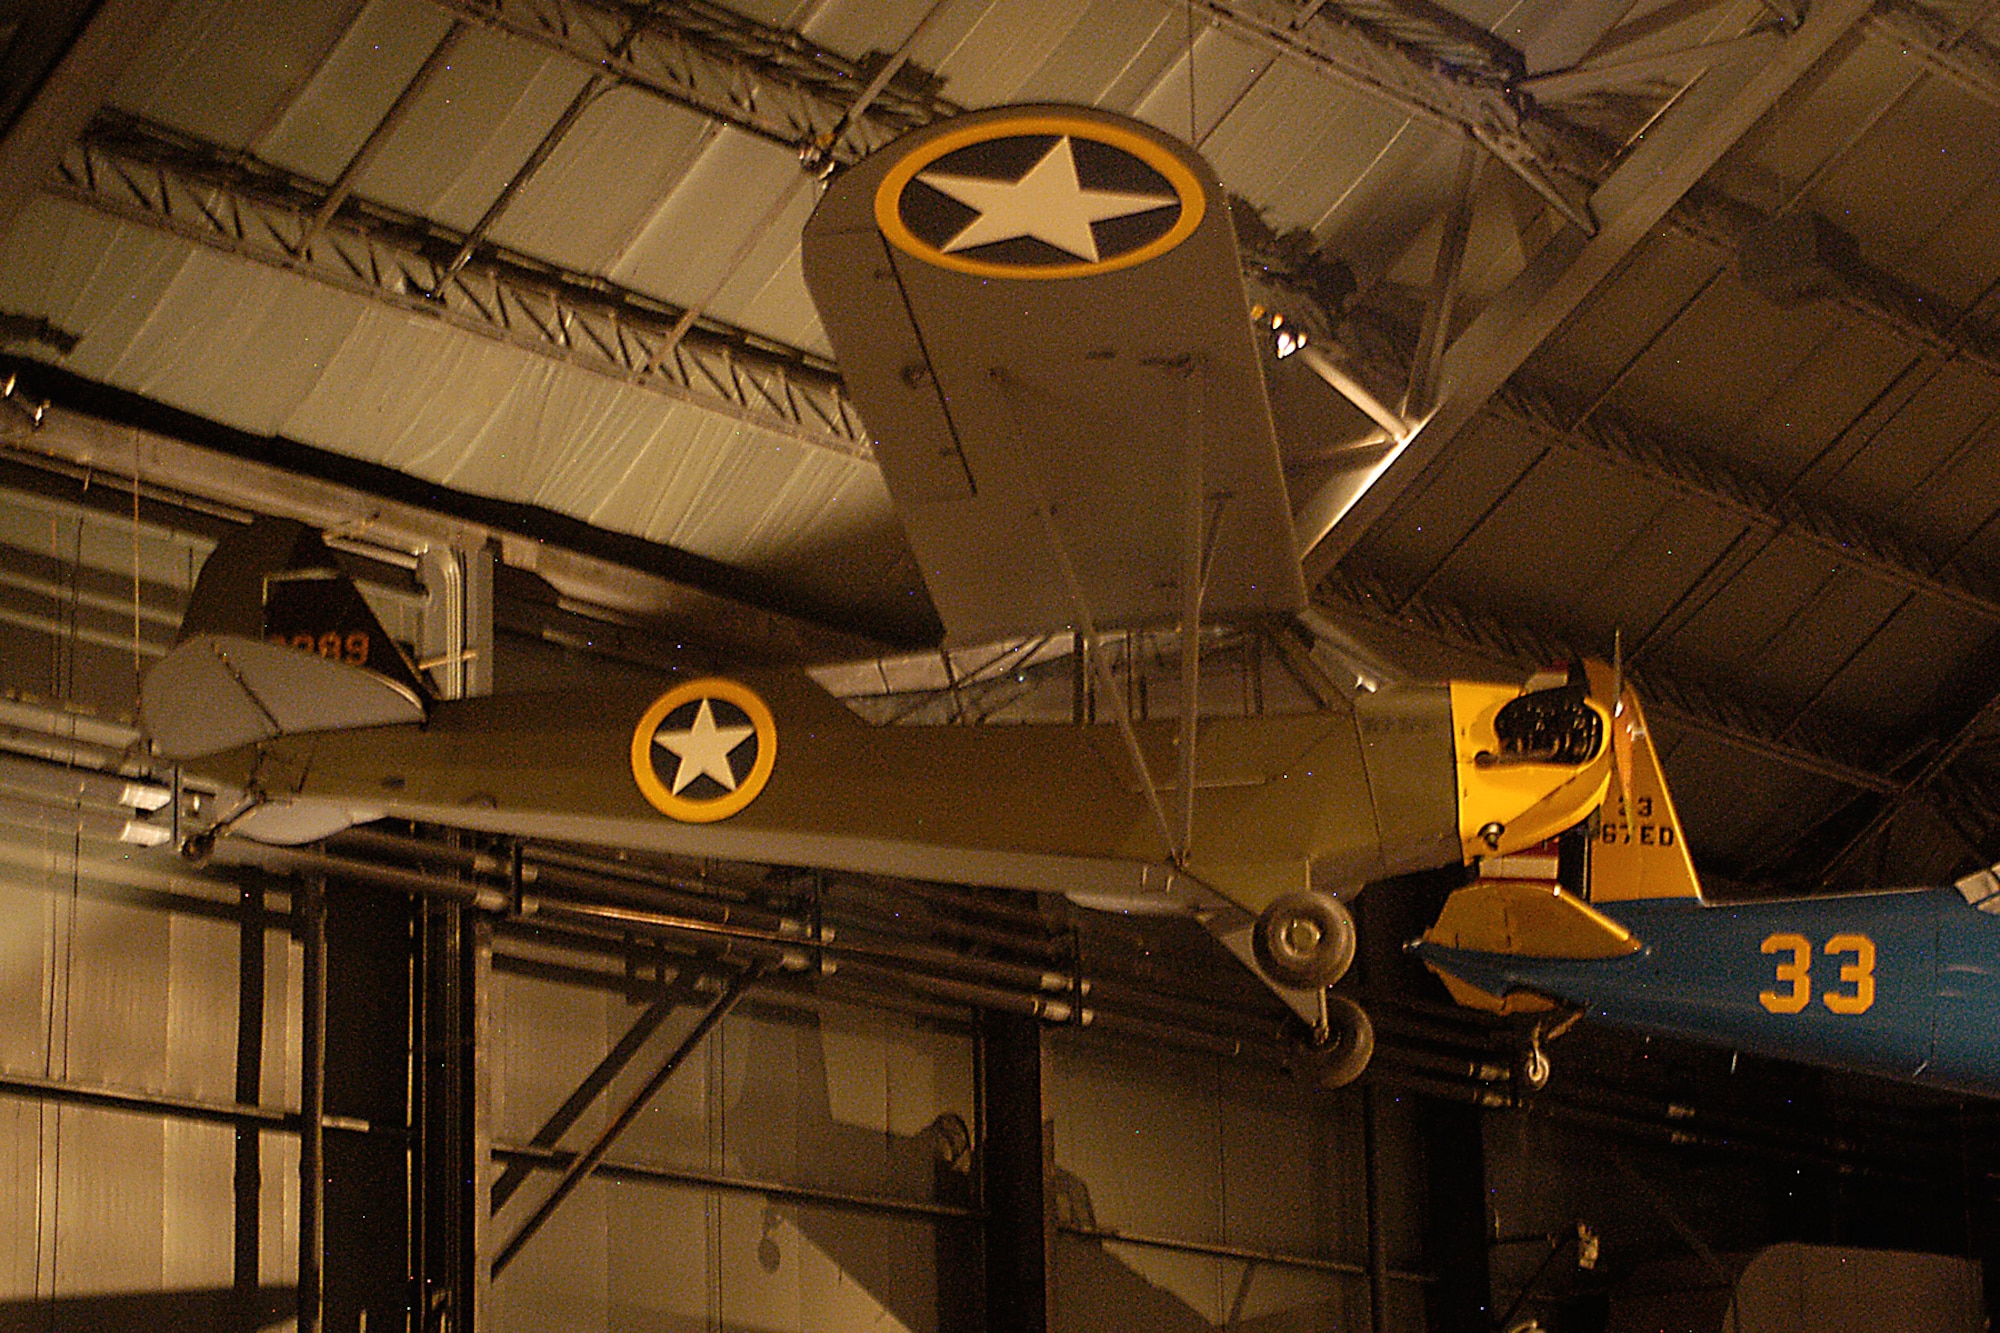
[212, 835, 1525, 1088]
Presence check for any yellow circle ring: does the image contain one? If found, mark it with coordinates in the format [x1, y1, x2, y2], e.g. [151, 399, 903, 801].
[630, 677, 778, 823]
[874, 113, 1207, 280]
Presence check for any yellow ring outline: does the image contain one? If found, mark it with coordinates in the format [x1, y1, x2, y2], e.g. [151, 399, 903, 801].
[874, 113, 1207, 280]
[630, 677, 777, 823]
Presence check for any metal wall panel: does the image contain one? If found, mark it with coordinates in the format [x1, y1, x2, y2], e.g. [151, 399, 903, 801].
[1044, 1028, 1368, 1330]
[489, 972, 974, 1332]
[0, 820, 295, 1316]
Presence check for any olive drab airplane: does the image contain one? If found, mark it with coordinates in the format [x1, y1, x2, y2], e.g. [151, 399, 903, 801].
[139, 104, 1623, 1083]
[1411, 663, 2000, 1096]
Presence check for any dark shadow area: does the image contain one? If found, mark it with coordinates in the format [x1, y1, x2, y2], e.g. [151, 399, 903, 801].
[731, 1008, 1343, 1333]
[0, 1285, 294, 1332]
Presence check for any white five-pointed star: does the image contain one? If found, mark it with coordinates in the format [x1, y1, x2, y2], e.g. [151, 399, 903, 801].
[918, 136, 1176, 262]
[653, 699, 755, 794]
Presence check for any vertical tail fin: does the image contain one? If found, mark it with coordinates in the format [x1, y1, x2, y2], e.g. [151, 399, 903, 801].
[1583, 670, 1702, 904]
[142, 518, 429, 758]
[1413, 669, 1693, 1013]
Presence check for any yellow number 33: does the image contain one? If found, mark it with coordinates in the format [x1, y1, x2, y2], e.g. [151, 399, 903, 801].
[1759, 933, 1874, 1014]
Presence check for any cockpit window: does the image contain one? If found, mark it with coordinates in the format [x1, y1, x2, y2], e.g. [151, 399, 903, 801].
[1490, 682, 1603, 766]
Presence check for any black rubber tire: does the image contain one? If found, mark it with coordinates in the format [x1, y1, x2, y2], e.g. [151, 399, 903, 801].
[1308, 995, 1375, 1089]
[1252, 890, 1357, 987]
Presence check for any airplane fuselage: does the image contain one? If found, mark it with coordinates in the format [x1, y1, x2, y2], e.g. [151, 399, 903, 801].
[191, 662, 1470, 919]
[1422, 886, 2000, 1095]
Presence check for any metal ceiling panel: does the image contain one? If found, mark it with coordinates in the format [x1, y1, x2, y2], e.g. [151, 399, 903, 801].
[327, 20, 593, 235]
[1127, 22, 1270, 149]
[1396, 444, 1697, 635]
[1797, 596, 1997, 738]
[1191, 51, 1452, 256]
[1720, 34, 1914, 202]
[1521, 231, 1725, 406]
[486, 86, 722, 283]
[1816, 360, 2000, 537]
[0, 198, 898, 592]
[1592, 280, 1896, 470]
[608, 127, 820, 329]
[982, 0, 1186, 107]
[108, 0, 365, 151]
[0, 200, 196, 362]
[1345, 414, 1548, 594]
[1561, 500, 1751, 644]
[280, 309, 897, 571]
[1905, 163, 2000, 311]
[0, 200, 371, 432]
[1796, 60, 2000, 278]
[1657, 725, 1851, 868]
[250, 0, 456, 183]
[799, 0, 946, 60]
[1719, 320, 1918, 490]
[930, 0, 1170, 109]
[1670, 544, 1912, 705]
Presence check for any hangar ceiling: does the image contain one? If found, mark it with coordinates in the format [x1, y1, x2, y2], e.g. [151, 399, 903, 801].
[2, 0, 1999, 897]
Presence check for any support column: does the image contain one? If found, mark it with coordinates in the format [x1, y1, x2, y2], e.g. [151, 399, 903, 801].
[323, 882, 418, 1330]
[1419, 1100, 1490, 1332]
[980, 1011, 1050, 1333]
[233, 884, 265, 1302]
[416, 897, 490, 1324]
[298, 876, 326, 1333]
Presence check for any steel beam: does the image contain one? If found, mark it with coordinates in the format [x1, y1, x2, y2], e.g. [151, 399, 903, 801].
[234, 883, 266, 1299]
[488, 973, 700, 1211]
[1306, 0, 1878, 576]
[1864, 0, 2000, 109]
[426, 0, 952, 166]
[1489, 371, 2000, 624]
[1818, 686, 2000, 883]
[1319, 566, 1898, 793]
[54, 112, 869, 457]
[1201, 0, 1601, 231]
[0, 1067, 368, 1132]
[432, 0, 1607, 234]
[1671, 186, 2000, 382]
[491, 962, 763, 1277]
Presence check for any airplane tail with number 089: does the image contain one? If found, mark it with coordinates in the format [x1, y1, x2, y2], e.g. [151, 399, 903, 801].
[1411, 662, 2000, 1096]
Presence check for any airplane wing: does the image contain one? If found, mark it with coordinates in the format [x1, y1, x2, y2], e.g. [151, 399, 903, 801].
[802, 104, 1305, 645]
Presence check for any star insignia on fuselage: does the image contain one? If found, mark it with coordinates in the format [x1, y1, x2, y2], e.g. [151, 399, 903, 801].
[630, 678, 777, 823]
[876, 112, 1206, 279]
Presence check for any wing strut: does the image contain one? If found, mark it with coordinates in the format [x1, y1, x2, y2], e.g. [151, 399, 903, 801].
[991, 368, 1181, 863]
[1173, 361, 1223, 862]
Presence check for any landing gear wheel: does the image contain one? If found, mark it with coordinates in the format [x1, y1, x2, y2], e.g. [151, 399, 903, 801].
[179, 831, 215, 866]
[1304, 996, 1375, 1090]
[1252, 891, 1357, 988]
[1515, 1044, 1551, 1092]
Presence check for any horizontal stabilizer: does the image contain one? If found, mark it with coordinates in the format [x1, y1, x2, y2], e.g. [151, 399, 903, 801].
[143, 633, 426, 759]
[1415, 877, 1642, 1014]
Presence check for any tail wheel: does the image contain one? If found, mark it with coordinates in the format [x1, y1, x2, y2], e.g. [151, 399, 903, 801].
[1306, 996, 1375, 1089]
[1515, 1044, 1551, 1092]
[1252, 890, 1357, 988]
